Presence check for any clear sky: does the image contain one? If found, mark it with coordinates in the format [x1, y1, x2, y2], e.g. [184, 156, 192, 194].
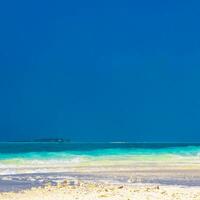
[0, 0, 200, 142]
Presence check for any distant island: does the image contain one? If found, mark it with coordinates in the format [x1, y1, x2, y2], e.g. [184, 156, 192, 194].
[6, 138, 71, 143]
[33, 138, 70, 143]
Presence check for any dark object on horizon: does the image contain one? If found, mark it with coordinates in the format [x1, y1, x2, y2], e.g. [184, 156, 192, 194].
[33, 138, 70, 143]
[5, 138, 70, 143]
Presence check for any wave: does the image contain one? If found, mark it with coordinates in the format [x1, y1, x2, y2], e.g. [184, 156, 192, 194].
[1, 145, 200, 175]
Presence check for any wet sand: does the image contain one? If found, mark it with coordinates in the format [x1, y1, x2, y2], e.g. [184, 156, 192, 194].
[1, 180, 200, 200]
[1, 162, 200, 199]
[2, 166, 200, 191]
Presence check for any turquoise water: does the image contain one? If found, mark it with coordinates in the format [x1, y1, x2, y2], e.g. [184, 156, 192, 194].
[1, 142, 200, 158]
[1, 142, 200, 191]
[1, 142, 200, 175]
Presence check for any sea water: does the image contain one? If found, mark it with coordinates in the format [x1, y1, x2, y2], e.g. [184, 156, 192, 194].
[1, 142, 200, 191]
[0, 142, 200, 175]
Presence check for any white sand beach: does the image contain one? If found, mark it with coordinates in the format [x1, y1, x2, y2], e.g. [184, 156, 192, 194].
[1, 180, 200, 200]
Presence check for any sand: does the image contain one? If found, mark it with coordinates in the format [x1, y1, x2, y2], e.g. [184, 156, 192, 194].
[0, 181, 200, 200]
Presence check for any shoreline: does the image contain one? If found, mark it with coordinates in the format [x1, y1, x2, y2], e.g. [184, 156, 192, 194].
[2, 167, 200, 192]
[1, 143, 200, 198]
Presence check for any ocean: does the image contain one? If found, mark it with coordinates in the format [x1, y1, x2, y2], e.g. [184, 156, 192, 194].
[1, 142, 200, 191]
[1, 142, 200, 174]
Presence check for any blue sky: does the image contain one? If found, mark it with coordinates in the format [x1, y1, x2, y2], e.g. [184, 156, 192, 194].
[0, 0, 200, 141]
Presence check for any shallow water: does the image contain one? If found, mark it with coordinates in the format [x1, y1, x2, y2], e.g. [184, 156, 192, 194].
[1, 142, 200, 174]
[1, 142, 200, 191]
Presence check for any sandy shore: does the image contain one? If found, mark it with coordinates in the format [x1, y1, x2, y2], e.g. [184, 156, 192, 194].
[1, 181, 200, 200]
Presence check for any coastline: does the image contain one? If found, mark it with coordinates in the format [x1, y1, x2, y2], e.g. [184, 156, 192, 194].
[1, 143, 200, 199]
